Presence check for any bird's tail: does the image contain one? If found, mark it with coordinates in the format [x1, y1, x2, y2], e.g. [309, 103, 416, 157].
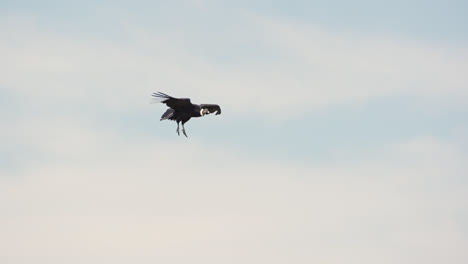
[160, 108, 175, 121]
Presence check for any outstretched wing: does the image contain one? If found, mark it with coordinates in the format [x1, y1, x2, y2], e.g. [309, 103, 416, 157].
[152, 92, 193, 110]
[200, 104, 222, 115]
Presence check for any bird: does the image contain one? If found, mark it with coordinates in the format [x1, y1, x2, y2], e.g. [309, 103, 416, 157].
[152, 92, 221, 137]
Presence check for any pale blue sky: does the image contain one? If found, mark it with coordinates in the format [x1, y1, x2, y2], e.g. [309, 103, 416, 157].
[2, 0, 467, 40]
[1, 1, 468, 263]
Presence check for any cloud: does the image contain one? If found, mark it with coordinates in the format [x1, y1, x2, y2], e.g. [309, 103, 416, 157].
[1, 8, 467, 264]
[1, 116, 467, 263]
[1, 12, 467, 118]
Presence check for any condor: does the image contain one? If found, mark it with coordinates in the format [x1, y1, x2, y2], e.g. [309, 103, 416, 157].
[152, 92, 221, 137]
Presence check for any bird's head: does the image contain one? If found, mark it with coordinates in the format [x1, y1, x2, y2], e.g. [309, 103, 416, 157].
[200, 104, 221, 116]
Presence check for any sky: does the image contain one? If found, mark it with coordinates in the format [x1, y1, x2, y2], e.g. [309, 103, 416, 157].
[1, 1, 468, 263]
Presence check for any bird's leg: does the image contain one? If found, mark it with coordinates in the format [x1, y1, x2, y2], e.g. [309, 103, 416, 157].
[182, 123, 188, 138]
[176, 122, 180, 136]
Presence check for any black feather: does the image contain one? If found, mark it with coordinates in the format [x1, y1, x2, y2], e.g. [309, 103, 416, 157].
[152, 91, 221, 137]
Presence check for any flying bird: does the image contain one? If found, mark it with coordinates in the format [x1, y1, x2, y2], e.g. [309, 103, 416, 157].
[152, 92, 221, 137]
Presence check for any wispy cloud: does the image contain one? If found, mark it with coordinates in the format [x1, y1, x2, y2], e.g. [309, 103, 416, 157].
[1, 117, 467, 263]
[2, 12, 467, 117]
[1, 5, 468, 264]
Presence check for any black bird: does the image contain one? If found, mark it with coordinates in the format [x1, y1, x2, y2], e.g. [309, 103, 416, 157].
[152, 92, 221, 137]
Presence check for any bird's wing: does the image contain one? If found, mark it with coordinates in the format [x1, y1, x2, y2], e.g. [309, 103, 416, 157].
[200, 104, 222, 115]
[152, 92, 193, 110]
[160, 108, 175, 121]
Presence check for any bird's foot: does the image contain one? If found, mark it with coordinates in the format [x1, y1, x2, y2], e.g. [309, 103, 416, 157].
[182, 129, 188, 138]
[176, 127, 180, 136]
